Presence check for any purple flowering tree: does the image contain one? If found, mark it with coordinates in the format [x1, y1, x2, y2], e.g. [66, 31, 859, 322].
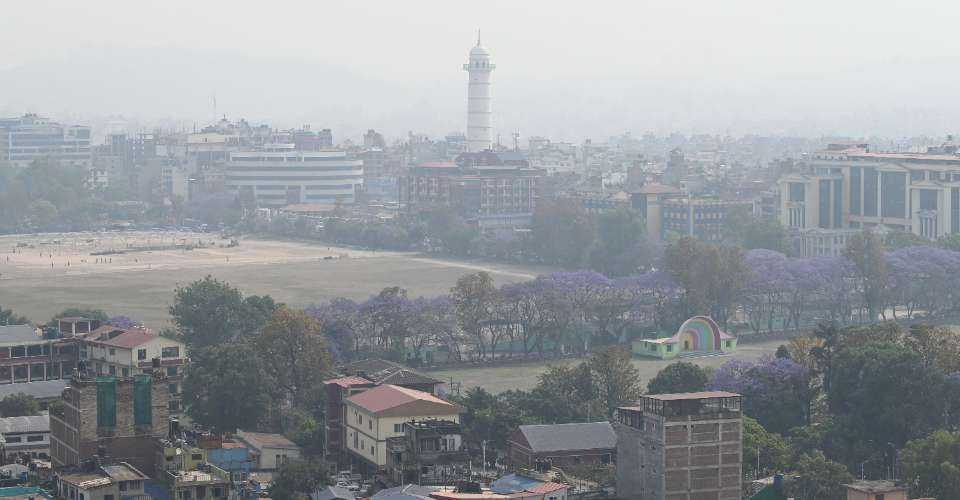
[710, 356, 814, 433]
[105, 315, 140, 329]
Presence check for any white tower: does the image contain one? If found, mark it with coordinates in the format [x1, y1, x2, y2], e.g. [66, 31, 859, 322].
[463, 32, 495, 152]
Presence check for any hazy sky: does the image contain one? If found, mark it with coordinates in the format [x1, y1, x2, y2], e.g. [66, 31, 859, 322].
[3, 0, 960, 142]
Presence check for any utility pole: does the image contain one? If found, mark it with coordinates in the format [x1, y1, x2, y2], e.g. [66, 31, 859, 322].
[481, 440, 487, 480]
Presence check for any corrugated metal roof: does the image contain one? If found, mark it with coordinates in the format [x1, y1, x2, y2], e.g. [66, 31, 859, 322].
[516, 422, 616, 453]
[0, 380, 68, 400]
[0, 414, 49, 434]
[0, 326, 40, 345]
[346, 384, 456, 415]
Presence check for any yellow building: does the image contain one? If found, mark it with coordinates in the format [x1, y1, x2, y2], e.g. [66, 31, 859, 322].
[344, 384, 462, 473]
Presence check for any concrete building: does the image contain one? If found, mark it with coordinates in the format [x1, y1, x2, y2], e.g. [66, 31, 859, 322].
[615, 391, 743, 500]
[0, 325, 79, 385]
[235, 431, 301, 471]
[631, 186, 752, 242]
[166, 464, 232, 500]
[780, 142, 960, 242]
[507, 422, 616, 468]
[56, 462, 149, 500]
[386, 419, 468, 485]
[0, 486, 53, 500]
[49, 372, 170, 473]
[343, 385, 462, 475]
[463, 34, 495, 152]
[843, 480, 907, 500]
[79, 326, 188, 413]
[226, 146, 364, 207]
[0, 414, 51, 461]
[0, 114, 91, 168]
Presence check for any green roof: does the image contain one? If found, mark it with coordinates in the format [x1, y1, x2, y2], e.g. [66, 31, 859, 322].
[0, 487, 53, 499]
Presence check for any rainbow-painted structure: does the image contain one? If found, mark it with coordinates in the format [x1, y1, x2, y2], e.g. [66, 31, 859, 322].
[632, 316, 737, 359]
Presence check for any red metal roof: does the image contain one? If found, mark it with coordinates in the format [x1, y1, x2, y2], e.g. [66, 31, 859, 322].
[86, 328, 158, 349]
[346, 384, 456, 414]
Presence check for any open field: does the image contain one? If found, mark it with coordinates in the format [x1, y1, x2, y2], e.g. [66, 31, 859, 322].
[0, 231, 547, 327]
[429, 337, 787, 394]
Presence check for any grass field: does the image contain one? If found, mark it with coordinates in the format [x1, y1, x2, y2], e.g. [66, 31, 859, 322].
[0, 231, 547, 327]
[429, 338, 786, 394]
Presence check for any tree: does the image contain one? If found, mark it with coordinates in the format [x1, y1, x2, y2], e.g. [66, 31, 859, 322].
[710, 357, 814, 434]
[105, 315, 140, 329]
[785, 451, 853, 500]
[451, 272, 499, 360]
[170, 276, 275, 348]
[529, 363, 599, 423]
[0, 393, 39, 417]
[664, 237, 748, 327]
[528, 199, 596, 267]
[589, 208, 652, 277]
[587, 346, 643, 418]
[270, 459, 327, 500]
[843, 231, 888, 320]
[901, 430, 960, 499]
[646, 362, 708, 395]
[452, 387, 531, 454]
[827, 341, 949, 460]
[722, 206, 789, 253]
[183, 343, 270, 432]
[256, 307, 334, 409]
[742, 416, 791, 479]
[0, 306, 28, 326]
[53, 308, 108, 323]
[27, 200, 58, 228]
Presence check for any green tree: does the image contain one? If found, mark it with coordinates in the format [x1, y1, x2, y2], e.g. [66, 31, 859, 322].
[646, 362, 708, 395]
[589, 207, 651, 276]
[170, 276, 276, 348]
[0, 306, 28, 326]
[901, 429, 960, 499]
[53, 308, 108, 323]
[722, 206, 789, 253]
[270, 459, 327, 500]
[785, 451, 854, 500]
[27, 200, 58, 228]
[843, 231, 888, 320]
[452, 387, 531, 453]
[742, 416, 791, 479]
[256, 307, 334, 409]
[182, 343, 270, 432]
[587, 346, 643, 418]
[0, 393, 39, 417]
[529, 363, 599, 423]
[529, 199, 596, 267]
[664, 237, 749, 327]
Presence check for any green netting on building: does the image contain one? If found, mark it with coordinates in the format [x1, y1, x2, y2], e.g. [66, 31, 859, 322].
[133, 374, 152, 426]
[96, 376, 117, 428]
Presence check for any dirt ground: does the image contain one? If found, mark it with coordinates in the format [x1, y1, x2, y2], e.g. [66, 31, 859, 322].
[0, 231, 545, 327]
[429, 338, 785, 394]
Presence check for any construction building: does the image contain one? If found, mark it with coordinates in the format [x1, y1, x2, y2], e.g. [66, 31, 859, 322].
[49, 370, 170, 473]
[614, 391, 743, 500]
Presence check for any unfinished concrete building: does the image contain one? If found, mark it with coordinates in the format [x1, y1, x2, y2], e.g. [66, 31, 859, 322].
[614, 391, 742, 500]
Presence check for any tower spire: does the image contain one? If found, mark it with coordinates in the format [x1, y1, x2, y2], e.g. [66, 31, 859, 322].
[477, 29, 481, 47]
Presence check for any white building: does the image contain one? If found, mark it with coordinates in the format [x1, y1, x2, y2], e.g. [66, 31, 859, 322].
[226, 146, 363, 207]
[0, 413, 50, 461]
[236, 431, 302, 471]
[463, 34, 495, 153]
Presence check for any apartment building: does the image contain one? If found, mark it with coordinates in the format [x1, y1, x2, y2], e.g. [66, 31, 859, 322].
[56, 462, 149, 500]
[780, 142, 960, 244]
[0, 325, 78, 384]
[80, 325, 187, 414]
[0, 414, 51, 461]
[614, 391, 743, 500]
[343, 384, 462, 475]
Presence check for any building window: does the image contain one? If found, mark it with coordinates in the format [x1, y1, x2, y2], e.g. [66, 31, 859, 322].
[191, 454, 203, 460]
[168, 400, 180, 411]
[162, 346, 180, 358]
[137, 349, 147, 360]
[368, 420, 372, 430]
[166, 366, 178, 377]
[30, 364, 44, 381]
[169, 383, 179, 394]
[104, 495, 114, 500]
[725, 341, 732, 348]
[666, 345, 673, 352]
[358, 414, 362, 425]
[10, 347, 25, 358]
[394, 424, 403, 433]
[5, 436, 21, 443]
[875, 496, 884, 500]
[122, 368, 129, 377]
[27, 435, 43, 442]
[108, 365, 116, 375]
[109, 348, 116, 356]
[26, 345, 42, 357]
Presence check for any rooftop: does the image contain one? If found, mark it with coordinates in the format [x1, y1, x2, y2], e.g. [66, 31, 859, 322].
[844, 480, 908, 493]
[85, 327, 158, 349]
[323, 375, 373, 388]
[346, 384, 460, 417]
[0, 326, 40, 345]
[0, 380, 68, 400]
[339, 359, 441, 387]
[0, 414, 49, 435]
[0, 487, 52, 499]
[515, 422, 616, 453]
[642, 391, 741, 401]
[237, 431, 299, 450]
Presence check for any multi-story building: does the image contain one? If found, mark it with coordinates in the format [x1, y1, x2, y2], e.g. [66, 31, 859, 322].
[56, 462, 150, 500]
[324, 360, 443, 470]
[780, 142, 960, 242]
[614, 391, 743, 500]
[0, 414, 51, 461]
[0, 114, 91, 168]
[0, 325, 79, 385]
[235, 431, 301, 471]
[80, 325, 187, 414]
[166, 464, 232, 500]
[226, 146, 364, 207]
[49, 371, 171, 473]
[400, 153, 541, 232]
[343, 384, 462, 476]
[631, 186, 753, 241]
[386, 419, 468, 485]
